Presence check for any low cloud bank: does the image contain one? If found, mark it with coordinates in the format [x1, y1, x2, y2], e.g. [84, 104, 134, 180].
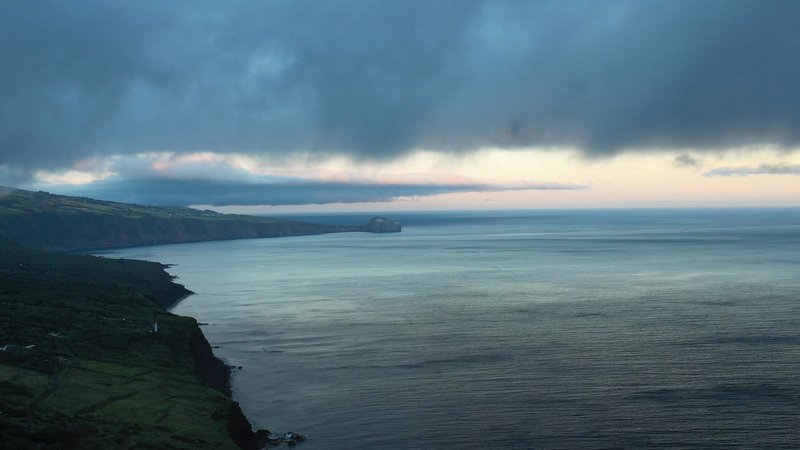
[704, 164, 800, 177]
[49, 178, 584, 206]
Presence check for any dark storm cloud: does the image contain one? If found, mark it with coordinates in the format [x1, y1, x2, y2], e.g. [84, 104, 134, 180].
[2, 0, 800, 176]
[704, 163, 800, 177]
[50, 178, 584, 206]
[673, 154, 702, 169]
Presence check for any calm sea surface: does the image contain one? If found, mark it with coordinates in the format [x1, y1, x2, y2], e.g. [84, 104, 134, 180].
[104, 209, 800, 449]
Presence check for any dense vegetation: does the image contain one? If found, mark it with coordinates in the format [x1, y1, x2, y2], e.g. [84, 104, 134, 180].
[0, 239, 261, 449]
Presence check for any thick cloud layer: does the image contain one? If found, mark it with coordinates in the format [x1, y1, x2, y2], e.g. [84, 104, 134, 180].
[2, 0, 800, 175]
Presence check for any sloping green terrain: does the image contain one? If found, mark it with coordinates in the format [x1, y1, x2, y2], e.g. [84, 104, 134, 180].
[0, 239, 261, 449]
[0, 187, 396, 448]
[0, 187, 360, 251]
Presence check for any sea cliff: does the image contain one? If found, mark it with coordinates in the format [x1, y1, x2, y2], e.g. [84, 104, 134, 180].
[0, 187, 359, 251]
[0, 239, 268, 449]
[0, 187, 402, 448]
[0, 187, 398, 251]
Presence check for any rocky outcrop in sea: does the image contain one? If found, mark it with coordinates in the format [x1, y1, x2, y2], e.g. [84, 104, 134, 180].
[363, 217, 402, 233]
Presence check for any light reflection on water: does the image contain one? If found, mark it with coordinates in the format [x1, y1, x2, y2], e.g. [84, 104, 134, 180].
[107, 209, 800, 449]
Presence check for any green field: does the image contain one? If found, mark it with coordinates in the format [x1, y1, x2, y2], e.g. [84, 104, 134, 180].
[0, 186, 255, 221]
[0, 239, 252, 449]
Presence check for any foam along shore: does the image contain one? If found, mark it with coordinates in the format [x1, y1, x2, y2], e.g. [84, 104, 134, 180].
[0, 238, 271, 449]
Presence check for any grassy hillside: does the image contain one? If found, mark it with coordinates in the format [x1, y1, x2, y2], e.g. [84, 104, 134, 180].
[0, 239, 265, 449]
[0, 186, 230, 219]
[0, 187, 360, 251]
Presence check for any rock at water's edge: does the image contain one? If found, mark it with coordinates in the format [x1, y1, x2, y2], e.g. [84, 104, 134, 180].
[190, 325, 270, 449]
[364, 217, 401, 233]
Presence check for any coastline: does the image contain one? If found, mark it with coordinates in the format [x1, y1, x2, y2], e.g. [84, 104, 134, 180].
[146, 264, 272, 449]
[0, 187, 398, 253]
[190, 319, 270, 450]
[0, 240, 271, 449]
[0, 189, 400, 447]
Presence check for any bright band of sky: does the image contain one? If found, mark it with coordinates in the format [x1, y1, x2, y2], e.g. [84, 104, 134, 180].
[27, 145, 800, 213]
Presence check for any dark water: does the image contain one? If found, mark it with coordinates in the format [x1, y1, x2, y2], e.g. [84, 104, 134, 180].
[107, 209, 800, 448]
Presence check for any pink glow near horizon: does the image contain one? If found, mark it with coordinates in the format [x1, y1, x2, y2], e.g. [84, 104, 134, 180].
[29, 147, 800, 211]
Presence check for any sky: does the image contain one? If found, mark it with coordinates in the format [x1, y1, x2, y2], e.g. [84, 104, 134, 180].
[1, 0, 799, 212]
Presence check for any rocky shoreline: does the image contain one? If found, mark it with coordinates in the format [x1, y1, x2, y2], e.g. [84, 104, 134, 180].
[0, 239, 280, 448]
[157, 275, 273, 449]
[191, 325, 271, 449]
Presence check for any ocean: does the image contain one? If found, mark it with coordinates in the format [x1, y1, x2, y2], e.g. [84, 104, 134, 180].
[103, 209, 800, 449]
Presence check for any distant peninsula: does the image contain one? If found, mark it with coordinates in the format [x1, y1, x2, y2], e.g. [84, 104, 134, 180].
[0, 187, 400, 251]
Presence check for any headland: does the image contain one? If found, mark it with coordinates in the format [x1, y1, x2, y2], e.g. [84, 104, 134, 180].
[0, 187, 402, 448]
